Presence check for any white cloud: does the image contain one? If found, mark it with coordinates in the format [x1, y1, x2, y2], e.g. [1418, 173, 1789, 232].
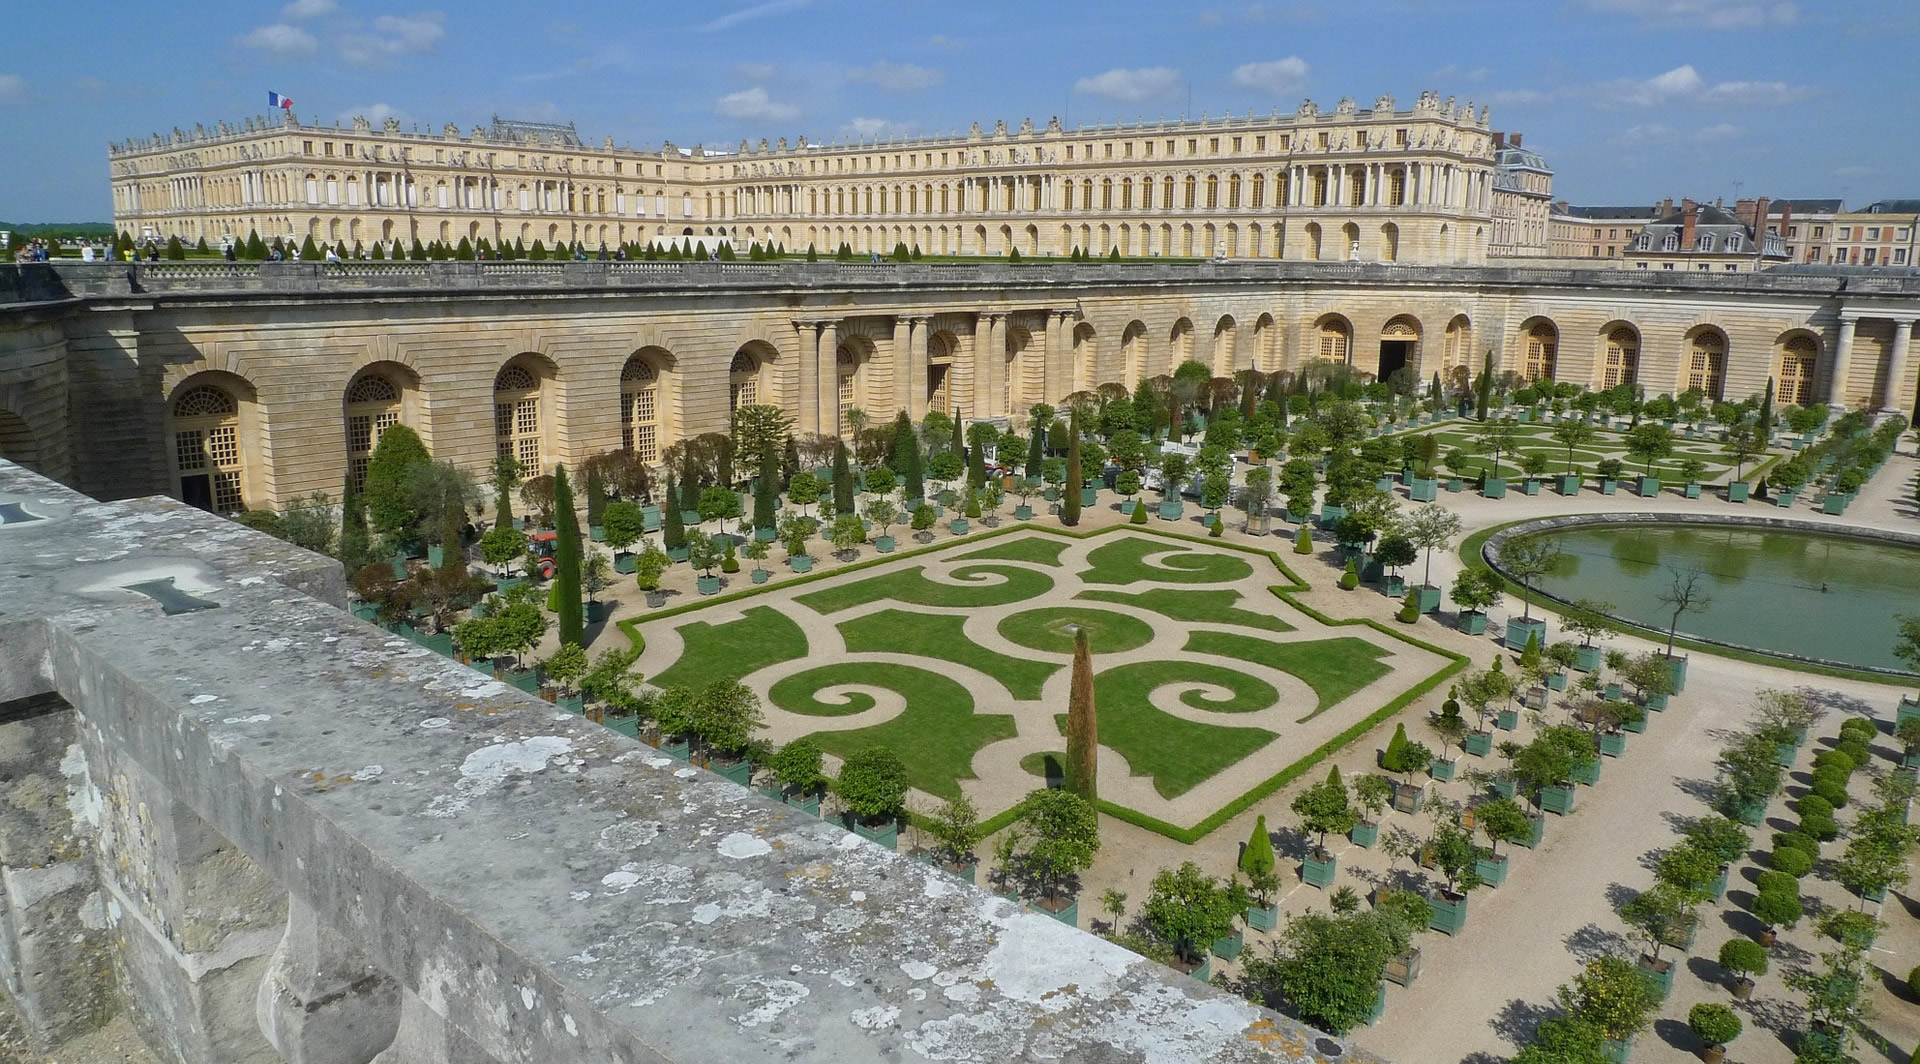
[234, 23, 318, 58]
[339, 103, 407, 127]
[1585, 64, 1808, 109]
[282, 0, 337, 18]
[1699, 79, 1811, 106]
[843, 117, 911, 139]
[1603, 64, 1705, 107]
[716, 87, 799, 122]
[698, 0, 808, 33]
[845, 61, 943, 93]
[1832, 165, 1875, 178]
[1229, 57, 1310, 96]
[1577, 0, 1795, 28]
[1073, 67, 1180, 103]
[341, 12, 445, 66]
[0, 74, 23, 105]
[1616, 120, 1742, 145]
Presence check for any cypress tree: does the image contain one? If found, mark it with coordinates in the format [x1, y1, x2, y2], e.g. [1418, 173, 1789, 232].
[245, 230, 266, 259]
[1475, 350, 1495, 421]
[334, 240, 350, 260]
[949, 410, 965, 463]
[409, 239, 427, 261]
[694, 241, 708, 259]
[1064, 627, 1098, 804]
[529, 239, 548, 261]
[782, 435, 801, 479]
[455, 236, 474, 260]
[1757, 377, 1775, 443]
[679, 474, 700, 515]
[967, 424, 987, 490]
[337, 471, 372, 571]
[195, 236, 209, 253]
[370, 240, 386, 261]
[1430, 372, 1443, 402]
[362, 424, 430, 547]
[584, 464, 606, 529]
[754, 443, 779, 532]
[1026, 423, 1045, 482]
[661, 474, 686, 551]
[832, 438, 855, 514]
[1062, 411, 1083, 526]
[890, 412, 921, 500]
[806, 243, 818, 262]
[300, 234, 320, 260]
[552, 465, 584, 647]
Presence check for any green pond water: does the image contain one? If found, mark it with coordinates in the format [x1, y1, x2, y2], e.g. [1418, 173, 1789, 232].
[1520, 524, 1920, 671]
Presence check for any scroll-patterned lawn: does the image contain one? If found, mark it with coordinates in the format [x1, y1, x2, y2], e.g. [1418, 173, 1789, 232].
[1184, 631, 1391, 717]
[1063, 660, 1280, 798]
[794, 563, 1054, 614]
[996, 606, 1156, 655]
[838, 609, 1059, 700]
[768, 662, 1016, 800]
[1079, 537, 1254, 585]
[648, 606, 809, 691]
[954, 534, 1071, 567]
[1078, 587, 1294, 634]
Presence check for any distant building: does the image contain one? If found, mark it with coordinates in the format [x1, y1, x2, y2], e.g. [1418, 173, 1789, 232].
[1487, 132, 1553, 258]
[1548, 203, 1660, 261]
[1622, 198, 1786, 272]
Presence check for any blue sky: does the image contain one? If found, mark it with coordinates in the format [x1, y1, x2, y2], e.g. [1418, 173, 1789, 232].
[3, 0, 1916, 221]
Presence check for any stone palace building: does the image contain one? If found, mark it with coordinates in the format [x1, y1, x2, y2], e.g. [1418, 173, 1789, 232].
[109, 93, 1504, 265]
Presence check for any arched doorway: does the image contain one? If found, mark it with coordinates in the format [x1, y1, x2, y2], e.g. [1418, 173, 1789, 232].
[493, 360, 547, 473]
[1685, 327, 1727, 400]
[1521, 320, 1558, 382]
[1380, 222, 1400, 263]
[1005, 326, 1036, 415]
[1601, 325, 1640, 389]
[1443, 315, 1472, 378]
[344, 368, 406, 491]
[1169, 318, 1195, 370]
[927, 331, 957, 414]
[621, 348, 673, 464]
[1121, 320, 1148, 383]
[1776, 333, 1819, 406]
[169, 378, 249, 513]
[1252, 314, 1276, 372]
[1073, 322, 1098, 392]
[834, 337, 873, 433]
[1378, 315, 1421, 385]
[1212, 316, 1238, 376]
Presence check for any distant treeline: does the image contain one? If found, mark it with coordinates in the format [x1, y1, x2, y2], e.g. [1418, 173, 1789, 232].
[1, 222, 117, 240]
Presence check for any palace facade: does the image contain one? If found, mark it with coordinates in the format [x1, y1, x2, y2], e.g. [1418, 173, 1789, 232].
[2, 259, 1917, 516]
[109, 93, 1506, 266]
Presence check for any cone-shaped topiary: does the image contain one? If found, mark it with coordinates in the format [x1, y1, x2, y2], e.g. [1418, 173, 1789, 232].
[1294, 525, 1313, 555]
[832, 438, 855, 514]
[754, 444, 779, 533]
[1064, 627, 1098, 805]
[1129, 502, 1149, 524]
[1383, 723, 1410, 774]
[1241, 814, 1275, 881]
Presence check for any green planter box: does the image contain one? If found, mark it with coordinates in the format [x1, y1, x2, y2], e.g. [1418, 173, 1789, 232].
[1426, 891, 1469, 936]
[1638, 957, 1674, 1000]
[1775, 490, 1797, 508]
[418, 631, 454, 657]
[603, 715, 640, 738]
[556, 694, 584, 714]
[785, 792, 822, 817]
[1482, 477, 1507, 499]
[949, 518, 969, 535]
[1643, 692, 1668, 711]
[874, 535, 896, 553]
[350, 602, 380, 622]
[1410, 478, 1438, 502]
[1821, 492, 1852, 515]
[789, 555, 814, 573]
[1301, 851, 1338, 888]
[1459, 611, 1488, 635]
[1708, 865, 1728, 901]
[1572, 758, 1602, 786]
[1014, 504, 1034, 521]
[641, 506, 662, 531]
[1601, 1037, 1632, 1064]
[1364, 982, 1387, 1026]
[1505, 618, 1547, 651]
[1445, 478, 1464, 493]
[1416, 585, 1443, 613]
[658, 738, 690, 760]
[426, 545, 446, 568]
[1392, 781, 1427, 814]
[750, 568, 771, 584]
[1384, 947, 1422, 987]
[1547, 672, 1568, 691]
[1540, 782, 1576, 815]
[1081, 485, 1098, 507]
[696, 574, 722, 596]
[505, 669, 541, 694]
[1637, 477, 1662, 498]
[1683, 482, 1702, 499]
[1431, 758, 1457, 781]
[1604, 682, 1623, 700]
[1181, 957, 1212, 982]
[1495, 708, 1519, 730]
[1158, 500, 1184, 521]
[1556, 474, 1582, 496]
[1667, 655, 1688, 692]
[1210, 929, 1244, 961]
[1521, 479, 1542, 496]
[680, 509, 702, 527]
[1727, 481, 1749, 503]
[1475, 853, 1509, 888]
[1898, 698, 1920, 727]
[1734, 799, 1766, 826]
[1599, 731, 1627, 758]
[1517, 813, 1546, 849]
[666, 545, 690, 562]
[613, 552, 637, 574]
[848, 816, 900, 851]
[1350, 821, 1379, 847]
[1318, 504, 1347, 530]
[1244, 903, 1279, 931]
[1573, 645, 1602, 671]
[1598, 478, 1618, 495]
[589, 524, 605, 543]
[709, 759, 752, 786]
[585, 600, 609, 623]
[466, 657, 495, 676]
[1492, 776, 1517, 800]
[1032, 896, 1078, 926]
[1464, 730, 1493, 757]
[1622, 714, 1646, 734]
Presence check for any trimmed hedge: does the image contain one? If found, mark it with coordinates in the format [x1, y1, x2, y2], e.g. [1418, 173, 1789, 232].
[1769, 846, 1814, 878]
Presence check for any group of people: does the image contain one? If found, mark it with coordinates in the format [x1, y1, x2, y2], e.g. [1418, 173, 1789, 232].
[10, 239, 56, 262]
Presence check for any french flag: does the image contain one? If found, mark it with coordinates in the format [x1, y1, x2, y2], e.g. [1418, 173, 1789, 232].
[268, 91, 294, 111]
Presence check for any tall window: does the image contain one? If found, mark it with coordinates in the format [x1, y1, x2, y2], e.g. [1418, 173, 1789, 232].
[729, 352, 759, 411]
[1779, 336, 1817, 406]
[1524, 324, 1558, 381]
[836, 347, 858, 432]
[345, 373, 401, 491]
[620, 358, 660, 463]
[1687, 332, 1726, 399]
[1183, 176, 1197, 210]
[1251, 173, 1264, 208]
[1206, 176, 1219, 209]
[1318, 321, 1350, 363]
[493, 364, 541, 471]
[171, 384, 244, 513]
[1602, 329, 1639, 388]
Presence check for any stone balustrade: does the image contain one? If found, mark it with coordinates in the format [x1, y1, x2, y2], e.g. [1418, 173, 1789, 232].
[0, 459, 1357, 1064]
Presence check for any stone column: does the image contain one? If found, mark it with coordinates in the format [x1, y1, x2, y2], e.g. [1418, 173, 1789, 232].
[888, 317, 912, 418]
[1046, 310, 1071, 401]
[1886, 319, 1915, 414]
[908, 317, 931, 420]
[791, 320, 819, 435]
[970, 315, 997, 418]
[819, 321, 842, 436]
[257, 897, 400, 1064]
[1829, 317, 1858, 406]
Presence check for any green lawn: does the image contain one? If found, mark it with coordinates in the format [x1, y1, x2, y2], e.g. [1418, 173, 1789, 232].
[649, 606, 809, 691]
[1064, 660, 1279, 798]
[838, 609, 1060, 699]
[954, 534, 1070, 567]
[1078, 587, 1294, 634]
[794, 563, 1055, 614]
[767, 662, 1017, 800]
[1080, 537, 1255, 585]
[996, 606, 1156, 655]
[1391, 422, 1763, 484]
[1184, 631, 1391, 718]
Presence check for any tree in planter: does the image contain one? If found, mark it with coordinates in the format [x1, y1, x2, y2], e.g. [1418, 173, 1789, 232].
[1656, 565, 1711, 657]
[1240, 466, 1274, 532]
[772, 737, 827, 801]
[926, 792, 982, 873]
[1381, 723, 1434, 788]
[1558, 955, 1658, 1048]
[551, 465, 586, 647]
[1715, 732, 1783, 821]
[632, 544, 670, 595]
[741, 535, 770, 574]
[1015, 787, 1099, 911]
[1063, 628, 1098, 804]
[686, 534, 724, 580]
[1717, 938, 1768, 997]
[1786, 944, 1871, 1051]
[660, 475, 687, 553]
[927, 452, 964, 500]
[1292, 767, 1356, 860]
[865, 497, 898, 541]
[602, 501, 644, 556]
[1495, 535, 1565, 623]
[1563, 598, 1617, 651]
[826, 510, 868, 558]
[1833, 806, 1918, 904]
[694, 680, 766, 766]
[1450, 566, 1503, 620]
[1687, 1002, 1742, 1060]
[1100, 889, 1128, 934]
[1595, 457, 1625, 485]
[488, 593, 549, 671]
[519, 474, 557, 527]
[1476, 796, 1532, 863]
[786, 471, 822, 517]
[1428, 708, 1469, 770]
[1625, 422, 1674, 478]
[542, 643, 589, 702]
[831, 438, 856, 515]
[837, 745, 909, 828]
[1403, 505, 1463, 591]
[696, 485, 741, 524]
[1472, 417, 1523, 481]
[1354, 775, 1394, 832]
[479, 524, 528, 576]
[1750, 883, 1802, 938]
[1550, 419, 1597, 475]
[1427, 818, 1483, 897]
[779, 514, 815, 562]
[1241, 909, 1399, 1036]
[1141, 861, 1246, 969]
[1157, 452, 1192, 507]
[910, 504, 937, 537]
[1459, 663, 1514, 735]
[1619, 881, 1701, 974]
[1239, 815, 1279, 910]
[1512, 732, 1577, 812]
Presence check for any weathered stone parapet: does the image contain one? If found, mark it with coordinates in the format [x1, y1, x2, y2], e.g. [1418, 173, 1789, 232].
[0, 458, 1366, 1062]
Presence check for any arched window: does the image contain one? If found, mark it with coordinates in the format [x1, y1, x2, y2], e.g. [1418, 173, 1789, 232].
[345, 373, 401, 491]
[1251, 172, 1265, 208]
[1205, 175, 1219, 209]
[1687, 331, 1726, 399]
[1603, 328, 1639, 388]
[1780, 336, 1817, 406]
[1161, 176, 1174, 210]
[1184, 176, 1197, 210]
[171, 384, 244, 513]
[836, 346, 859, 430]
[493, 364, 542, 471]
[620, 358, 660, 462]
[1317, 319, 1350, 363]
[1101, 179, 1113, 211]
[1227, 174, 1241, 209]
[1524, 323, 1558, 381]
[729, 351, 759, 411]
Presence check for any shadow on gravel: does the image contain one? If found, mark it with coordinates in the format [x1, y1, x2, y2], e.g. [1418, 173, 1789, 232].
[1488, 998, 1557, 1049]
[1562, 922, 1630, 964]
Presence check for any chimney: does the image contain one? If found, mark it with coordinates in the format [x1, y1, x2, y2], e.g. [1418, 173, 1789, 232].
[1681, 199, 1699, 253]
[1510, 132, 1523, 148]
[1492, 131, 1506, 149]
[1660, 197, 1674, 216]
[1754, 195, 1771, 234]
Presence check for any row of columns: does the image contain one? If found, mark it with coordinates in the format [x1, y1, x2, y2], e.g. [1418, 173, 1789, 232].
[1831, 315, 1919, 412]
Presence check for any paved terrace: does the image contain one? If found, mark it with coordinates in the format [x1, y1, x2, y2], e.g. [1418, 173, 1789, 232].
[0, 457, 1357, 1063]
[5, 258, 1920, 307]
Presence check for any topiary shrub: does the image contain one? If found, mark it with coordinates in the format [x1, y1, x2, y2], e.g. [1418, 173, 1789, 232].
[1129, 503, 1149, 525]
[1751, 886, 1802, 930]
[1800, 813, 1839, 841]
[1208, 512, 1224, 538]
[1811, 750, 1855, 775]
[1809, 779, 1848, 809]
[1718, 938, 1768, 981]
[1835, 739, 1870, 768]
[1397, 591, 1420, 624]
[1773, 830, 1818, 856]
[1293, 525, 1312, 555]
[1838, 717, 1877, 742]
[1769, 846, 1813, 878]
[1754, 869, 1797, 897]
[1909, 964, 1920, 998]
[1797, 794, 1834, 821]
[1338, 558, 1359, 590]
[1687, 1002, 1742, 1051]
